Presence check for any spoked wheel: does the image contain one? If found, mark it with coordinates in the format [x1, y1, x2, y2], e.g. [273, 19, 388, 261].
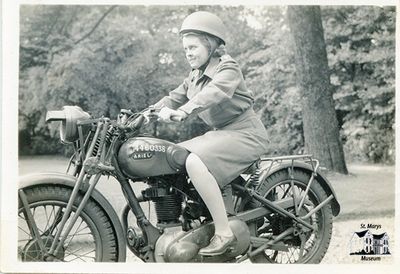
[18, 185, 119, 262]
[246, 169, 333, 264]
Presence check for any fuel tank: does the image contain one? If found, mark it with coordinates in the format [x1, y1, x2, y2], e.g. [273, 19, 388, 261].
[117, 137, 189, 178]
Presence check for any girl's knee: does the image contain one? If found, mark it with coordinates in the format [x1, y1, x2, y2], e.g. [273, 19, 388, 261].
[185, 153, 206, 173]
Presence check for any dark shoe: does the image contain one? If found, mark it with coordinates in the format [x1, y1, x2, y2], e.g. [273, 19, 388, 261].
[199, 234, 236, 256]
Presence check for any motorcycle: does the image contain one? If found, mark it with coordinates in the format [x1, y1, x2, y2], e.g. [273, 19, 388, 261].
[18, 105, 340, 263]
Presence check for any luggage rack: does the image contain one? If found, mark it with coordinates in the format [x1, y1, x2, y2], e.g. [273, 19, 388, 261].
[254, 154, 330, 218]
[258, 154, 320, 179]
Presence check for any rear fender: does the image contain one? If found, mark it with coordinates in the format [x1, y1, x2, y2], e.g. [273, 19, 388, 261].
[259, 161, 340, 216]
[19, 172, 127, 262]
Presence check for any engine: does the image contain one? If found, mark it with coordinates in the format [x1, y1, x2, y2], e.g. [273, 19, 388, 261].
[154, 218, 251, 263]
[136, 178, 251, 262]
[141, 177, 205, 229]
[141, 182, 183, 226]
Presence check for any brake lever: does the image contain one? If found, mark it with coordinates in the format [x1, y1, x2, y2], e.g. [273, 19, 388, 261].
[143, 113, 151, 124]
[142, 107, 160, 123]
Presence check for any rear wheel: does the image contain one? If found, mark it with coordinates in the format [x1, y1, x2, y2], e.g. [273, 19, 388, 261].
[246, 169, 333, 263]
[18, 185, 119, 262]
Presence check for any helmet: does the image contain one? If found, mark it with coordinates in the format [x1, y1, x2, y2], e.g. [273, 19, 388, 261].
[180, 11, 227, 45]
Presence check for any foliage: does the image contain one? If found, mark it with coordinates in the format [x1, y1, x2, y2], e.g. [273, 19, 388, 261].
[322, 6, 395, 163]
[235, 6, 303, 155]
[18, 5, 395, 165]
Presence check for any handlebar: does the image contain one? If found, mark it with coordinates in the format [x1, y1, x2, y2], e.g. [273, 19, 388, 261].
[117, 106, 185, 132]
[141, 107, 185, 123]
[45, 105, 185, 141]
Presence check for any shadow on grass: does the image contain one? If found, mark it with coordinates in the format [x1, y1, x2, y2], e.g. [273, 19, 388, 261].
[334, 209, 394, 222]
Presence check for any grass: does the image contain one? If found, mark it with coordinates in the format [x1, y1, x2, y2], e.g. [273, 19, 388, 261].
[324, 164, 395, 220]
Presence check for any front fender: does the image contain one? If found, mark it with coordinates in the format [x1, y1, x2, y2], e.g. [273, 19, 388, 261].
[19, 172, 127, 262]
[259, 161, 340, 216]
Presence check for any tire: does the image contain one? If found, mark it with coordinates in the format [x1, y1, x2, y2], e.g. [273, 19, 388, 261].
[246, 169, 333, 264]
[18, 185, 119, 262]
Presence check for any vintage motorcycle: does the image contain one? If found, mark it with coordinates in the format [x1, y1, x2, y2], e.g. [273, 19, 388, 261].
[18, 105, 340, 263]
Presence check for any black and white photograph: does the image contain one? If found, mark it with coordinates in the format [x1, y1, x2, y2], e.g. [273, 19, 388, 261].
[0, 0, 398, 273]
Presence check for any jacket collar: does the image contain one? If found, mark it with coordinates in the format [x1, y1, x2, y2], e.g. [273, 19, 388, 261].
[203, 56, 220, 79]
[191, 57, 220, 80]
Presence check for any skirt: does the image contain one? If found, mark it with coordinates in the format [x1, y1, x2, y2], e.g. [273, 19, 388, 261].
[178, 108, 269, 187]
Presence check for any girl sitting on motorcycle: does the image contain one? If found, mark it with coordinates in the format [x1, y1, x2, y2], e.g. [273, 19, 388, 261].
[153, 11, 269, 256]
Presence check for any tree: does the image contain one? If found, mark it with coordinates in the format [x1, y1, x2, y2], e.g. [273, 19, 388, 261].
[287, 6, 348, 174]
[322, 6, 395, 163]
[18, 5, 120, 154]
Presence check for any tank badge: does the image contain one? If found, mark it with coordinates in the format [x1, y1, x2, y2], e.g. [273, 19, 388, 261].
[131, 152, 153, 160]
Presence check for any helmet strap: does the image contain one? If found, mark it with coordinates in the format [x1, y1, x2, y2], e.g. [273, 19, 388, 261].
[199, 36, 219, 72]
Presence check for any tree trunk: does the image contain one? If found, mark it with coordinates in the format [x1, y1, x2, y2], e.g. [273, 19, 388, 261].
[287, 6, 348, 174]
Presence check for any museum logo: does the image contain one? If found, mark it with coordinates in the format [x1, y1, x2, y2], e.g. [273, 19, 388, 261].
[349, 223, 391, 261]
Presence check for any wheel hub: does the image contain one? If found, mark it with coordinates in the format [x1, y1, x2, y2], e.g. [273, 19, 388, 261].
[22, 236, 65, 261]
[269, 207, 313, 246]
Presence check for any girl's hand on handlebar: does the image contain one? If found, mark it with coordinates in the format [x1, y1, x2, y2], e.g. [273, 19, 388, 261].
[171, 109, 188, 122]
[158, 107, 187, 123]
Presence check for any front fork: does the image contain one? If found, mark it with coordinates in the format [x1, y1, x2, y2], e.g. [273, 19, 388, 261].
[19, 118, 114, 261]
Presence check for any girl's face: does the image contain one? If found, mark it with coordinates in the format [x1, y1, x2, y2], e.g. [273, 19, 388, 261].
[182, 35, 209, 69]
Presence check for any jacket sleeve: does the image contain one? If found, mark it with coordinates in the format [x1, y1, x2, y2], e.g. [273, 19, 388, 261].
[178, 60, 241, 115]
[153, 77, 190, 110]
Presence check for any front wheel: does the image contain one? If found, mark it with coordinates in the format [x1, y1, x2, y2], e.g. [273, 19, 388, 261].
[246, 169, 333, 264]
[18, 185, 120, 262]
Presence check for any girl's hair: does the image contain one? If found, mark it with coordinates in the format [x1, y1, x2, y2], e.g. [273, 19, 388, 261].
[181, 31, 227, 57]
